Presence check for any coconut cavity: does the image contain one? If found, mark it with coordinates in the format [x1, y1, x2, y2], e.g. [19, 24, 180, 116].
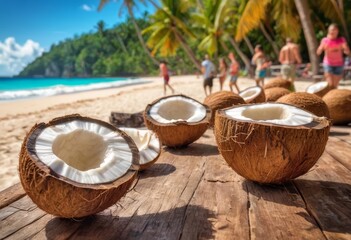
[35, 119, 134, 184]
[215, 103, 330, 183]
[144, 95, 210, 147]
[239, 86, 265, 103]
[120, 128, 161, 169]
[306, 81, 330, 97]
[149, 96, 206, 123]
[19, 115, 139, 218]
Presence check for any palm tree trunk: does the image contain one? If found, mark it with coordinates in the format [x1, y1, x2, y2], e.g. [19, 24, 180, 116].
[259, 23, 280, 57]
[244, 36, 254, 54]
[127, 6, 159, 66]
[228, 38, 251, 71]
[174, 29, 201, 71]
[294, 0, 319, 75]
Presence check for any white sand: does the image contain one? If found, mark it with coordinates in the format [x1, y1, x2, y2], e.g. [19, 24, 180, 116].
[0, 75, 348, 191]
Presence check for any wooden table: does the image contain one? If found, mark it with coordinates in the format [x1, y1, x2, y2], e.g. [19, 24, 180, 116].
[1, 127, 350, 240]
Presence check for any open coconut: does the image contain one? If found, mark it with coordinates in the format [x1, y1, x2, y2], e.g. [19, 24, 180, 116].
[323, 89, 351, 125]
[19, 114, 139, 218]
[277, 92, 330, 118]
[239, 86, 266, 104]
[306, 81, 331, 97]
[144, 94, 210, 147]
[265, 87, 290, 102]
[204, 91, 245, 126]
[119, 128, 161, 170]
[264, 78, 294, 91]
[215, 103, 330, 183]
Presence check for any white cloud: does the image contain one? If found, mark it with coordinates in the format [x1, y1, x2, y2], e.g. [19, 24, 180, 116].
[0, 37, 44, 76]
[82, 4, 94, 11]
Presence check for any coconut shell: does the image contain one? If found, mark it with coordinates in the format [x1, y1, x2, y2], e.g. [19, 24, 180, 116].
[144, 95, 211, 148]
[264, 78, 294, 91]
[240, 86, 266, 104]
[277, 92, 330, 118]
[203, 91, 245, 126]
[265, 87, 291, 102]
[323, 89, 351, 125]
[214, 104, 330, 183]
[19, 114, 139, 218]
[306, 82, 332, 97]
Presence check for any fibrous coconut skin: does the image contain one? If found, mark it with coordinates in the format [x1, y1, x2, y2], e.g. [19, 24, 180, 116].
[277, 92, 330, 118]
[19, 115, 139, 218]
[265, 87, 291, 102]
[239, 86, 266, 104]
[306, 81, 332, 97]
[264, 78, 294, 91]
[120, 128, 161, 170]
[203, 91, 245, 126]
[144, 95, 211, 148]
[214, 103, 330, 184]
[323, 89, 351, 125]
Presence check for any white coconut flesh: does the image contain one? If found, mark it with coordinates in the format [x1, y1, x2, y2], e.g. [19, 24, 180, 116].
[306, 81, 329, 94]
[225, 103, 314, 126]
[120, 128, 160, 165]
[35, 120, 133, 184]
[149, 96, 207, 123]
[239, 87, 262, 102]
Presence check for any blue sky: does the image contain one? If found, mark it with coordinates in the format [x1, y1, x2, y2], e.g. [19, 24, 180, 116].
[0, 0, 156, 76]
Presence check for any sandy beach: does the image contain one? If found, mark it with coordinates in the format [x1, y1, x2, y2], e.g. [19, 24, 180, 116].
[0, 75, 349, 191]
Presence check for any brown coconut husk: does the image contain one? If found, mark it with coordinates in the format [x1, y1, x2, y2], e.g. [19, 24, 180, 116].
[277, 92, 330, 118]
[264, 78, 294, 91]
[19, 114, 139, 218]
[239, 86, 266, 104]
[305, 82, 332, 97]
[203, 91, 245, 126]
[214, 104, 330, 183]
[323, 89, 351, 125]
[265, 87, 291, 102]
[144, 95, 211, 148]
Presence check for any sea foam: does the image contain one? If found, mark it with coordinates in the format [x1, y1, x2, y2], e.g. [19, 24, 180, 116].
[0, 79, 148, 101]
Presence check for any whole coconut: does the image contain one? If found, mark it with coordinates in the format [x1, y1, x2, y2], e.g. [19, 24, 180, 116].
[277, 92, 330, 117]
[264, 78, 294, 91]
[265, 87, 290, 102]
[323, 89, 351, 125]
[204, 91, 245, 126]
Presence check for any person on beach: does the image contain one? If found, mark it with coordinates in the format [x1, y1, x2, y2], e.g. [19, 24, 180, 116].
[218, 58, 228, 91]
[279, 38, 302, 83]
[252, 45, 271, 87]
[317, 23, 350, 88]
[159, 60, 175, 95]
[228, 52, 240, 93]
[202, 54, 216, 96]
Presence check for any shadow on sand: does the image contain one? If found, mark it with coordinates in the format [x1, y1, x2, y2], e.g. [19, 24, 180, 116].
[45, 205, 215, 240]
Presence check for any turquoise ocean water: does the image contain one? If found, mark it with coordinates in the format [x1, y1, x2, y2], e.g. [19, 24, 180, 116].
[0, 77, 147, 101]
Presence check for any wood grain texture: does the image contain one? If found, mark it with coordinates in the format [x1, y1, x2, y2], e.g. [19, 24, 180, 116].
[0, 183, 25, 210]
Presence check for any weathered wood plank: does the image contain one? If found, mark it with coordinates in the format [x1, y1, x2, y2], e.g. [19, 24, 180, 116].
[294, 152, 351, 240]
[325, 137, 351, 172]
[329, 126, 351, 144]
[0, 183, 25, 209]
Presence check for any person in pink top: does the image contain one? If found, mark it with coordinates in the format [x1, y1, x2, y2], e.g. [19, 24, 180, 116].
[317, 24, 350, 88]
[159, 60, 175, 95]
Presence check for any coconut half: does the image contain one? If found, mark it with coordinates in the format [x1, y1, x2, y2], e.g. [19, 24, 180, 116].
[323, 89, 351, 125]
[120, 128, 161, 170]
[306, 81, 331, 97]
[277, 92, 330, 118]
[239, 86, 266, 104]
[204, 91, 245, 126]
[144, 94, 210, 147]
[19, 114, 139, 218]
[215, 103, 330, 183]
[265, 87, 291, 102]
[264, 78, 294, 91]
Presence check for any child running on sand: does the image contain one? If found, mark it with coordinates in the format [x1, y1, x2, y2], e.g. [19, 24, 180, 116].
[252, 45, 271, 87]
[159, 60, 175, 95]
[228, 53, 240, 93]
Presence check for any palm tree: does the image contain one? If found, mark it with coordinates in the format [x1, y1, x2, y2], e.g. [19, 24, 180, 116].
[98, 0, 159, 65]
[142, 0, 201, 70]
[96, 20, 106, 37]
